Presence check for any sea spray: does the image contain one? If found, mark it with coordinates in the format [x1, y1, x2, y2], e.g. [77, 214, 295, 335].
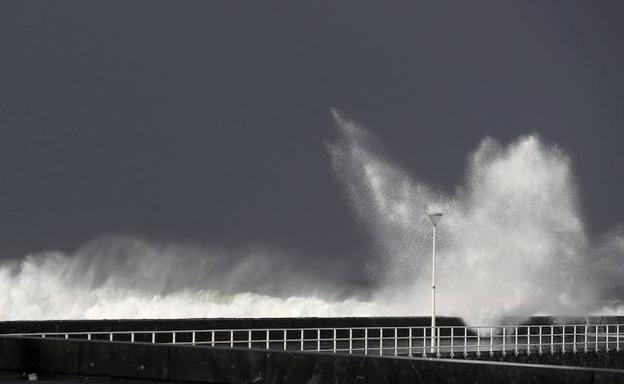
[0, 111, 622, 324]
[0, 236, 382, 320]
[327, 110, 615, 325]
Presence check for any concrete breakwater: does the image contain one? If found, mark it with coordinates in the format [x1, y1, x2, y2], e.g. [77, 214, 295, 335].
[1, 336, 624, 383]
[0, 316, 464, 334]
[2, 317, 624, 371]
[2, 316, 623, 335]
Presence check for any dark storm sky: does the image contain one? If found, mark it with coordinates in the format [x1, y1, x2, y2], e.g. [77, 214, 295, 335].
[1, 1, 623, 259]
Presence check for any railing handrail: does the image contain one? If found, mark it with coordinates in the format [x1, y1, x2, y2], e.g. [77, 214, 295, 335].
[6, 323, 622, 359]
[6, 323, 623, 336]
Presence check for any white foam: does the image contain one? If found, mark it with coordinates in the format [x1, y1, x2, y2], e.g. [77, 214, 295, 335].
[0, 111, 622, 324]
[327, 110, 621, 325]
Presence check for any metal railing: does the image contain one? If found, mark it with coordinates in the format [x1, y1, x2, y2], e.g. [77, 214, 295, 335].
[8, 324, 623, 358]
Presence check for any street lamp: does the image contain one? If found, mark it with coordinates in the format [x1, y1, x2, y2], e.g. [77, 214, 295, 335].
[428, 211, 442, 355]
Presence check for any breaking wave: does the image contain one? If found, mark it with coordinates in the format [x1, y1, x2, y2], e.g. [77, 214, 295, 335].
[0, 110, 622, 324]
[327, 110, 623, 325]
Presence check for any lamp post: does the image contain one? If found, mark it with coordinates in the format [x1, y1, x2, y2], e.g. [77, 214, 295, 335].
[428, 211, 442, 355]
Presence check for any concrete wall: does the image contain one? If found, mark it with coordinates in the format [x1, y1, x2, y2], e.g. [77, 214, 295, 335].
[1, 316, 622, 335]
[0, 317, 464, 334]
[460, 351, 624, 370]
[1, 336, 624, 384]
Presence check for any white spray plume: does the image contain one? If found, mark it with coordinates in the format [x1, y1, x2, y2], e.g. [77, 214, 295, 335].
[327, 110, 621, 325]
[0, 110, 622, 324]
[0, 235, 388, 320]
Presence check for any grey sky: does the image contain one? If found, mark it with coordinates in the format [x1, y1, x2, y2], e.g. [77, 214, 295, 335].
[1, 1, 623, 260]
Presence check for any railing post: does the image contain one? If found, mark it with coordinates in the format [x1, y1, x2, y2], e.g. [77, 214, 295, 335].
[477, 328, 481, 357]
[584, 325, 588, 353]
[110, 333, 113, 342]
[436, 327, 440, 358]
[550, 326, 554, 355]
[248, 330, 252, 349]
[265, 330, 269, 350]
[562, 326, 565, 353]
[573, 326, 577, 353]
[192, 331, 196, 346]
[537, 325, 543, 355]
[394, 328, 398, 356]
[131, 333, 135, 343]
[230, 331, 234, 348]
[450, 327, 454, 358]
[152, 332, 155, 344]
[349, 329, 353, 355]
[489, 327, 493, 357]
[595, 325, 599, 353]
[463, 327, 467, 358]
[379, 328, 383, 356]
[606, 325, 610, 353]
[284, 329, 287, 351]
[422, 328, 426, 357]
[365, 328, 368, 355]
[173, 332, 176, 344]
[333, 329, 337, 354]
[212, 331, 215, 348]
[317, 329, 321, 352]
[527, 327, 531, 356]
[617, 325, 621, 353]
[502, 327, 506, 357]
[300, 330, 304, 351]
[408, 328, 412, 357]
[514, 326, 518, 356]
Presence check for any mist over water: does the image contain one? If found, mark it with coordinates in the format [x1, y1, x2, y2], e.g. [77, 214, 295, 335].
[327, 111, 606, 325]
[0, 236, 382, 320]
[1, 111, 623, 324]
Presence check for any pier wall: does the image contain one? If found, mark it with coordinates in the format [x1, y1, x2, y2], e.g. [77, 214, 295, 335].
[1, 336, 624, 383]
[1, 316, 622, 335]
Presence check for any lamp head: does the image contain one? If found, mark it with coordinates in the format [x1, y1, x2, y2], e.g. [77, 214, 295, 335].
[428, 212, 443, 226]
